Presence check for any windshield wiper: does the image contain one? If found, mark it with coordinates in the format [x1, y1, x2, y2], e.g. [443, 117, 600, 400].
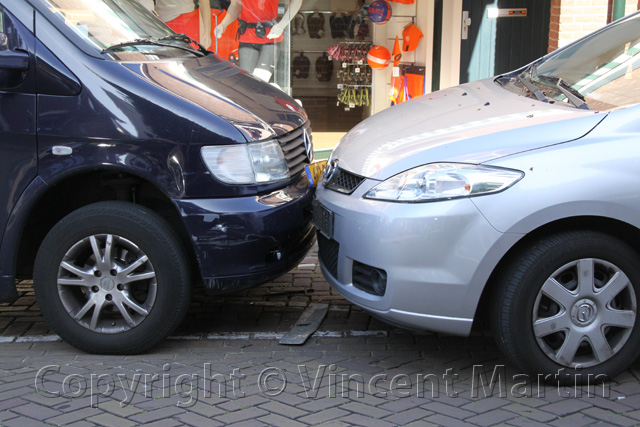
[516, 72, 549, 103]
[523, 57, 545, 79]
[102, 37, 205, 57]
[536, 75, 590, 110]
[158, 33, 209, 56]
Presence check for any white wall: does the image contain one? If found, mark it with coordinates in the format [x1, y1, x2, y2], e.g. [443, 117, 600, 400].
[439, 0, 462, 90]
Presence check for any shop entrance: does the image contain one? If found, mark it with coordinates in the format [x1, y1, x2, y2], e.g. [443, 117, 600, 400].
[460, 0, 551, 83]
[290, 2, 373, 158]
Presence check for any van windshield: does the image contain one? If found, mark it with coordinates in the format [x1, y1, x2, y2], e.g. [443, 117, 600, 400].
[41, 0, 200, 59]
[502, 13, 640, 110]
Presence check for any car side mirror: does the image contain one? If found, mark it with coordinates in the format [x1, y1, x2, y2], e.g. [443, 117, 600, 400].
[0, 50, 28, 71]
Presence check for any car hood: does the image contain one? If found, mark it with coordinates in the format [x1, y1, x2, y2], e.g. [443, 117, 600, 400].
[122, 54, 307, 141]
[333, 78, 607, 180]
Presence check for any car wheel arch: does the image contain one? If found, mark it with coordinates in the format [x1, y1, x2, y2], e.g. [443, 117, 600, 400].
[490, 230, 640, 379]
[473, 215, 640, 330]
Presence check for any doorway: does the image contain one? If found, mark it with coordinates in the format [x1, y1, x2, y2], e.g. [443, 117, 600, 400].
[460, 0, 551, 83]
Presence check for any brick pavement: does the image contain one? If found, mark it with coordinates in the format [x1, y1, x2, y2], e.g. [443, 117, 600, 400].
[0, 244, 639, 426]
[0, 245, 387, 340]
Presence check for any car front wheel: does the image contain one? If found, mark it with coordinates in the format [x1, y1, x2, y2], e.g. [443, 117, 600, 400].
[34, 201, 191, 354]
[493, 230, 640, 381]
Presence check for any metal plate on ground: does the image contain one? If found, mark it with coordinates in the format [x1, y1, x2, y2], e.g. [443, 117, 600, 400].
[279, 303, 329, 345]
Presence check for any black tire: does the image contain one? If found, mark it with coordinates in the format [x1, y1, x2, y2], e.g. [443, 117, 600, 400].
[34, 201, 191, 354]
[492, 230, 640, 382]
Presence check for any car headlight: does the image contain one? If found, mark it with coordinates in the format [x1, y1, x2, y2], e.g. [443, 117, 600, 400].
[201, 140, 289, 184]
[364, 163, 523, 202]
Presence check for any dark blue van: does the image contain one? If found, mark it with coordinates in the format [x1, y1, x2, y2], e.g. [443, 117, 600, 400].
[0, 0, 315, 353]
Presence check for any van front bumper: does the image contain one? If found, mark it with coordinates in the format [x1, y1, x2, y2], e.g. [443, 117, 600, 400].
[173, 173, 315, 293]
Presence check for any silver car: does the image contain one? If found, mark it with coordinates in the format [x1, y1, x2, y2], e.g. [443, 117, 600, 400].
[314, 12, 640, 380]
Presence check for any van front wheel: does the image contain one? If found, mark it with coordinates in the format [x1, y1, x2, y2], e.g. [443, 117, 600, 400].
[34, 201, 191, 354]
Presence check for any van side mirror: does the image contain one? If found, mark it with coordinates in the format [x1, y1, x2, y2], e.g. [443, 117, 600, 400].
[0, 50, 28, 71]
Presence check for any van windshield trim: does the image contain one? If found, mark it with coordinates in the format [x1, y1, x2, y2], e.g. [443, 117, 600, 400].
[28, 0, 188, 60]
[102, 37, 205, 57]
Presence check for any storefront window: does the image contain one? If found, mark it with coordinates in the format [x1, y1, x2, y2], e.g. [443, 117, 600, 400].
[290, 3, 373, 140]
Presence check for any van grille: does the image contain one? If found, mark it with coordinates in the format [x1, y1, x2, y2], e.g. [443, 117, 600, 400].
[278, 123, 313, 177]
[325, 168, 365, 194]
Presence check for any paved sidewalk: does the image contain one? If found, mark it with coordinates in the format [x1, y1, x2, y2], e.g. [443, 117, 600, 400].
[0, 245, 640, 426]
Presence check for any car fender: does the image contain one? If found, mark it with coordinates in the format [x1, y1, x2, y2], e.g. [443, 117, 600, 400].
[476, 106, 640, 235]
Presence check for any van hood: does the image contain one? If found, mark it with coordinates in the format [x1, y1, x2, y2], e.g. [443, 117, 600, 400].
[122, 54, 306, 141]
[333, 78, 607, 180]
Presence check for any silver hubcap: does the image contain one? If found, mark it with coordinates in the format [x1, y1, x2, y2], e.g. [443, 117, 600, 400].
[533, 258, 636, 368]
[57, 234, 157, 334]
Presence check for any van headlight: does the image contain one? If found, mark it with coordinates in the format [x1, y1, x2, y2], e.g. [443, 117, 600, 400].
[364, 163, 523, 202]
[201, 141, 290, 184]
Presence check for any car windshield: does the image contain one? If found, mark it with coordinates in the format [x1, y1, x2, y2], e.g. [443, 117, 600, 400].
[506, 13, 640, 110]
[40, 0, 198, 59]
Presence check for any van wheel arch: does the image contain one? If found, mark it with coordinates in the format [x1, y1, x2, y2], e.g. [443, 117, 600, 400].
[15, 171, 198, 283]
[33, 200, 191, 353]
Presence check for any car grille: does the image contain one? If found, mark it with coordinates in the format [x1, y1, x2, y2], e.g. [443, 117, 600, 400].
[317, 233, 339, 279]
[353, 261, 387, 296]
[325, 168, 365, 194]
[277, 123, 312, 177]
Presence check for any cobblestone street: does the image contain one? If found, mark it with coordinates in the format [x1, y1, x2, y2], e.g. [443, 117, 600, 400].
[1, 245, 640, 426]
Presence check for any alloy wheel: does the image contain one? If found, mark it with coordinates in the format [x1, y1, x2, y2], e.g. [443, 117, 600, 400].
[56, 234, 157, 333]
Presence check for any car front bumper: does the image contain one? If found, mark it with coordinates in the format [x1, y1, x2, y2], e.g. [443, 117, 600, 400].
[174, 173, 315, 294]
[315, 182, 519, 336]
